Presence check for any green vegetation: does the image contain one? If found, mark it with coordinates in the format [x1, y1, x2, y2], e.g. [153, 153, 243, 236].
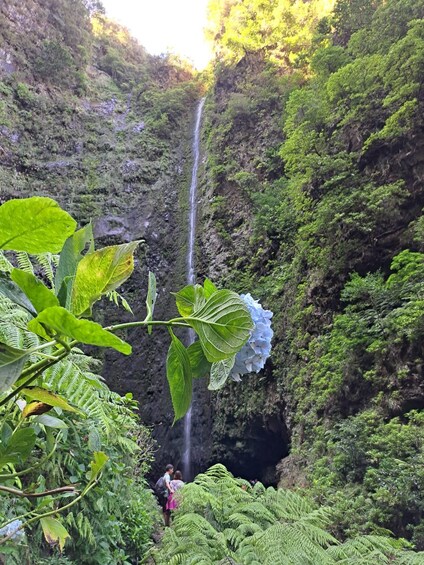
[152, 464, 424, 563]
[1, 0, 424, 560]
[0, 196, 254, 561]
[0, 0, 200, 225]
[0, 270, 158, 564]
[202, 0, 424, 549]
[207, 0, 336, 68]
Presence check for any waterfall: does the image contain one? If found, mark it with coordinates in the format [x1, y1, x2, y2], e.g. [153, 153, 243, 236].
[182, 97, 205, 481]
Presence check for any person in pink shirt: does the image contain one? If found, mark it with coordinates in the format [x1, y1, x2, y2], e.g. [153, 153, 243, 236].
[166, 470, 185, 515]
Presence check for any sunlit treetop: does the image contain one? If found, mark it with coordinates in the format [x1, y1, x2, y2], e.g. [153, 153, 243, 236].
[206, 0, 336, 68]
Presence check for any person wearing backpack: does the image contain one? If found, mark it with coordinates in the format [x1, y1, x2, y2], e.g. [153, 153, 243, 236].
[155, 464, 174, 526]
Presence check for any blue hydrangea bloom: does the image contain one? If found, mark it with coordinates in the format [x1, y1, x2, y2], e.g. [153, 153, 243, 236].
[0, 519, 24, 540]
[231, 293, 273, 381]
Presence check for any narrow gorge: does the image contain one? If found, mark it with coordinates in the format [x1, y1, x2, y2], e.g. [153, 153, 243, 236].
[1, 0, 424, 563]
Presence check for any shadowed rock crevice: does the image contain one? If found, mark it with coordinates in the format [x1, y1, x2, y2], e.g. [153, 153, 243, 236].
[212, 414, 289, 485]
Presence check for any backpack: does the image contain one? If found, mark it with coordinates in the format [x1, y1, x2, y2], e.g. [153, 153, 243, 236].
[155, 475, 168, 499]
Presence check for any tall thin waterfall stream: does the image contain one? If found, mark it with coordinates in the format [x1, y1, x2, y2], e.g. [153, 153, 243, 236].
[182, 98, 205, 480]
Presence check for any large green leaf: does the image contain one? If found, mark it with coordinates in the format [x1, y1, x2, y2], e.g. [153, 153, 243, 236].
[1, 423, 12, 445]
[26, 318, 52, 341]
[28, 306, 131, 355]
[35, 414, 68, 429]
[166, 330, 192, 423]
[0, 342, 31, 392]
[56, 277, 72, 311]
[21, 387, 83, 414]
[187, 341, 212, 379]
[174, 284, 206, 318]
[0, 275, 37, 315]
[40, 517, 70, 551]
[0, 197, 76, 253]
[88, 451, 109, 481]
[185, 290, 253, 362]
[55, 223, 93, 306]
[144, 271, 157, 335]
[11, 269, 59, 313]
[0, 427, 36, 469]
[203, 278, 218, 298]
[71, 242, 139, 316]
[209, 356, 236, 390]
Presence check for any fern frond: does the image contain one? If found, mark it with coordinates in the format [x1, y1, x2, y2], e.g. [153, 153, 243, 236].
[34, 252, 57, 287]
[153, 464, 424, 564]
[326, 534, 409, 563]
[229, 500, 276, 528]
[0, 295, 40, 355]
[252, 480, 266, 497]
[66, 511, 96, 546]
[243, 522, 335, 565]
[42, 356, 138, 448]
[263, 487, 321, 523]
[397, 551, 424, 564]
[16, 251, 34, 274]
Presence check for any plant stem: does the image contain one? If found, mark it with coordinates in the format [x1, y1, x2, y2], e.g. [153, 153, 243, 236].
[30, 341, 57, 353]
[19, 348, 67, 380]
[106, 319, 189, 332]
[0, 349, 69, 407]
[55, 336, 71, 352]
[0, 485, 77, 498]
[33, 352, 58, 360]
[0, 478, 99, 545]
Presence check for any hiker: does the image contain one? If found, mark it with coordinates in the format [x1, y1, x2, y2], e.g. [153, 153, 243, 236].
[155, 464, 174, 526]
[166, 470, 185, 516]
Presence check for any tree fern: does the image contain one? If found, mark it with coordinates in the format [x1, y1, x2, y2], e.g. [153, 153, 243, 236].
[34, 252, 58, 287]
[152, 465, 424, 564]
[0, 250, 59, 286]
[0, 295, 140, 451]
[0, 295, 40, 355]
[16, 251, 34, 274]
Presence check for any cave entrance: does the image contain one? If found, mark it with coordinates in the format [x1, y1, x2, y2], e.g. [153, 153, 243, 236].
[212, 414, 289, 486]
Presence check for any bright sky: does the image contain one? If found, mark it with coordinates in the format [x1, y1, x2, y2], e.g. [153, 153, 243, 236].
[101, 0, 212, 69]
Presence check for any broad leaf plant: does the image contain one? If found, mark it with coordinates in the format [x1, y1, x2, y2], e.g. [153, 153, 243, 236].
[0, 196, 253, 547]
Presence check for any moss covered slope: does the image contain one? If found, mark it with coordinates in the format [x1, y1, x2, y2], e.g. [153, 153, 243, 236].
[200, 0, 424, 544]
[0, 0, 203, 473]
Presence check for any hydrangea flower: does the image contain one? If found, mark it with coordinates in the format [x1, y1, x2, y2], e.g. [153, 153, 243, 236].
[231, 293, 273, 381]
[0, 519, 24, 540]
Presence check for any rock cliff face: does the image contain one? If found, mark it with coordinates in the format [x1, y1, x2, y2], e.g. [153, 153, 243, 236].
[0, 0, 200, 475]
[196, 0, 424, 541]
[1, 0, 288, 484]
[196, 53, 290, 483]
